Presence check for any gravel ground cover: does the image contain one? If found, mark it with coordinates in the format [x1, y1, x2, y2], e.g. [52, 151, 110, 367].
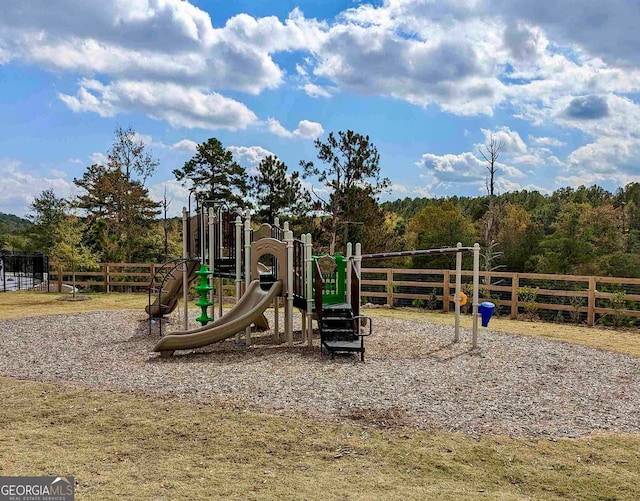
[1, 310, 638, 437]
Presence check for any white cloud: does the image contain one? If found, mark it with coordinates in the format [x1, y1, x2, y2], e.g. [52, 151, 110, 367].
[418, 152, 486, 184]
[147, 180, 190, 218]
[0, 2, 323, 128]
[301, 83, 332, 98]
[60, 79, 257, 130]
[561, 136, 640, 188]
[89, 152, 108, 165]
[49, 169, 68, 179]
[529, 136, 565, 147]
[170, 139, 199, 152]
[267, 117, 294, 138]
[2, 0, 640, 197]
[312, 22, 506, 115]
[388, 183, 409, 195]
[490, 0, 640, 66]
[132, 132, 153, 146]
[267, 118, 324, 139]
[0, 159, 78, 216]
[480, 127, 527, 154]
[228, 145, 274, 165]
[417, 137, 529, 196]
[2, 0, 640, 137]
[510, 154, 544, 166]
[295, 120, 324, 139]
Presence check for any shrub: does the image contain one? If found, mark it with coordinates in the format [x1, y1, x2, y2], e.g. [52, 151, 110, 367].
[568, 295, 585, 324]
[518, 286, 540, 320]
[426, 289, 438, 310]
[462, 283, 474, 314]
[609, 290, 630, 328]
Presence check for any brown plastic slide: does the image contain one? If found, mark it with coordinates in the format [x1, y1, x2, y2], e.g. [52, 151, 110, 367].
[146, 261, 199, 318]
[153, 280, 282, 355]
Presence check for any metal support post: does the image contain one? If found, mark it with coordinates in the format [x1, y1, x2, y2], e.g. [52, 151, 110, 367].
[454, 242, 462, 343]
[305, 233, 314, 346]
[285, 229, 294, 346]
[182, 207, 189, 330]
[472, 243, 480, 349]
[244, 211, 252, 345]
[235, 215, 242, 343]
[208, 207, 215, 320]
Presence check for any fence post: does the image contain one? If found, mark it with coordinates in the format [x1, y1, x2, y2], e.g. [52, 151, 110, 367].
[443, 269, 450, 313]
[588, 276, 596, 326]
[104, 264, 110, 293]
[510, 273, 519, 319]
[387, 268, 393, 307]
[57, 264, 63, 292]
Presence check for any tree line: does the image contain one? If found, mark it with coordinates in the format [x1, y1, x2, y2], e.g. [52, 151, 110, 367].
[0, 127, 391, 270]
[384, 183, 640, 277]
[1, 126, 638, 278]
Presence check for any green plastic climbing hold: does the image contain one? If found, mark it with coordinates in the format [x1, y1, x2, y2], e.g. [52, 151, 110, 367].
[194, 263, 214, 325]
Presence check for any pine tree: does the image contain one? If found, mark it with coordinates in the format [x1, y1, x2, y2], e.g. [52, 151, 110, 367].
[74, 165, 159, 262]
[173, 138, 249, 209]
[301, 130, 390, 254]
[73, 127, 160, 262]
[249, 155, 310, 223]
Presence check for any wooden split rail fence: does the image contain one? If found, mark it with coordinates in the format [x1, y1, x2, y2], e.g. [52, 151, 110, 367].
[49, 263, 166, 293]
[361, 268, 640, 326]
[49, 264, 640, 326]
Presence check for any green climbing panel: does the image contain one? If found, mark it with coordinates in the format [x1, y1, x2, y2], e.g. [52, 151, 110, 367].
[313, 254, 347, 305]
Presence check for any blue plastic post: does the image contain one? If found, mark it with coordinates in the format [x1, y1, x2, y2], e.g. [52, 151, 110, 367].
[479, 301, 495, 327]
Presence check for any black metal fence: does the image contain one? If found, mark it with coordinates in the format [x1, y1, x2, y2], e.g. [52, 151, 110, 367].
[0, 252, 49, 292]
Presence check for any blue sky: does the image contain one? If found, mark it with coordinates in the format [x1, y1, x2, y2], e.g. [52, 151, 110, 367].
[1, 0, 640, 217]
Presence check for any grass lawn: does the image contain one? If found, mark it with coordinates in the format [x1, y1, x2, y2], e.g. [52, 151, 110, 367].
[1, 377, 638, 501]
[0, 291, 148, 320]
[1, 291, 639, 499]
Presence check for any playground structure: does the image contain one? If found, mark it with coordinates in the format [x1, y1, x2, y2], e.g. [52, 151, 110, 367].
[147, 200, 485, 359]
[149, 200, 320, 357]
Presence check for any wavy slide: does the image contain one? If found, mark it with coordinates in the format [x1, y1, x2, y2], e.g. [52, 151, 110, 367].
[154, 280, 282, 355]
[147, 261, 269, 329]
[146, 261, 199, 318]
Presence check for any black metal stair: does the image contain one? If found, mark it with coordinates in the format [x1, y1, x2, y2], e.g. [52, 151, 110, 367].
[320, 303, 371, 362]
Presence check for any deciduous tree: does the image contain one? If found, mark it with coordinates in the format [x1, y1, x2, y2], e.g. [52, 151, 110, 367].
[536, 202, 623, 274]
[497, 203, 543, 271]
[478, 134, 504, 247]
[50, 214, 97, 298]
[406, 201, 476, 269]
[108, 126, 158, 185]
[26, 189, 67, 255]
